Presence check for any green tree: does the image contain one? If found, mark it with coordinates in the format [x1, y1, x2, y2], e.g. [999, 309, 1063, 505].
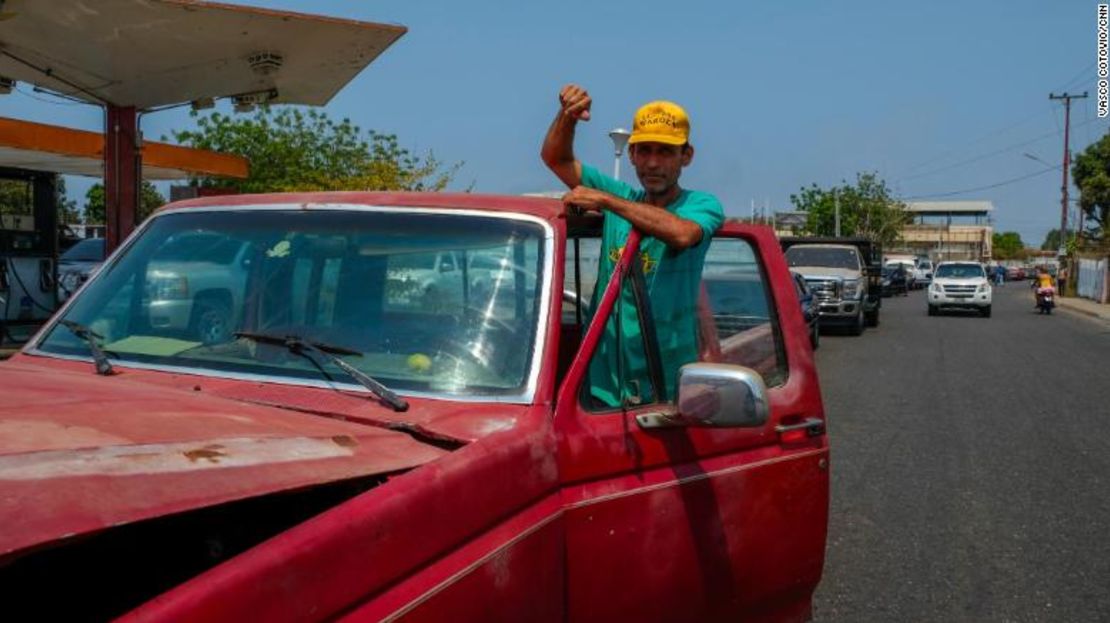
[991, 231, 1026, 259]
[0, 176, 79, 222]
[0, 178, 32, 216]
[1072, 131, 1110, 241]
[789, 172, 911, 248]
[84, 181, 166, 224]
[55, 177, 80, 224]
[168, 106, 460, 193]
[1040, 228, 1078, 253]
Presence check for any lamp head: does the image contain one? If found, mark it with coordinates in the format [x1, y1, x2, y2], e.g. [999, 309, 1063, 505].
[609, 128, 632, 155]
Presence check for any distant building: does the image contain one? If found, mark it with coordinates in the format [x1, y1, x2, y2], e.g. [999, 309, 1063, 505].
[889, 201, 994, 261]
[773, 211, 808, 236]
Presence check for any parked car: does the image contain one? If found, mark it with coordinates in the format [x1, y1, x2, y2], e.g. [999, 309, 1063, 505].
[781, 237, 883, 335]
[141, 232, 255, 345]
[928, 261, 992, 317]
[916, 258, 934, 286]
[792, 270, 820, 349]
[1, 194, 829, 622]
[884, 258, 919, 290]
[56, 237, 105, 302]
[1006, 266, 1026, 281]
[881, 265, 910, 297]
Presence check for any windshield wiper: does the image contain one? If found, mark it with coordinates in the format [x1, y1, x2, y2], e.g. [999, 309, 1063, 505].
[234, 331, 409, 412]
[59, 319, 115, 376]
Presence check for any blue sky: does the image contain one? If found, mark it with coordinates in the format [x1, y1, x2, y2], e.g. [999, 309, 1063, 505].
[2, 0, 1105, 245]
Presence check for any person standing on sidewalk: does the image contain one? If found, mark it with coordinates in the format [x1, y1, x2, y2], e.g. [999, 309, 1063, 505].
[540, 84, 724, 407]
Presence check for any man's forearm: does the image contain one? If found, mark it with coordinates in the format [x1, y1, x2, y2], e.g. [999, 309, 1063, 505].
[541, 113, 581, 187]
[602, 195, 703, 250]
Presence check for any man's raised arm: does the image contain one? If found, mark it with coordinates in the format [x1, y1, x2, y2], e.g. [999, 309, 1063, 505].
[540, 84, 592, 189]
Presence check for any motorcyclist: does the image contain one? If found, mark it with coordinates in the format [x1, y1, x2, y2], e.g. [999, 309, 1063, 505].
[1032, 266, 1055, 309]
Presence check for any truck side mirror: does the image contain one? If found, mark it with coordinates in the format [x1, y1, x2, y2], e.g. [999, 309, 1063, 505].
[636, 363, 769, 429]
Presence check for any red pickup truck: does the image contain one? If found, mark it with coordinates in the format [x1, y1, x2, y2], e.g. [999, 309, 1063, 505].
[0, 193, 828, 622]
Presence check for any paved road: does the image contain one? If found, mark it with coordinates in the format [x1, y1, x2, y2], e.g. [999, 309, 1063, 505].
[811, 284, 1110, 622]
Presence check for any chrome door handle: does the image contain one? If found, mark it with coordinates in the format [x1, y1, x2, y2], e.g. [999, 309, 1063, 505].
[775, 417, 825, 437]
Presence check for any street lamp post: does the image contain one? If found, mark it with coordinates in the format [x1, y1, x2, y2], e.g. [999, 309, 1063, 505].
[609, 128, 631, 180]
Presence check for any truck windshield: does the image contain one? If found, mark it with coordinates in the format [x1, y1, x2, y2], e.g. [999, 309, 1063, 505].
[785, 247, 860, 270]
[37, 209, 547, 398]
[934, 264, 985, 279]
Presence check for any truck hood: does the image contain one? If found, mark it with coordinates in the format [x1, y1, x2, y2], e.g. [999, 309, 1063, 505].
[0, 358, 448, 560]
[933, 277, 988, 286]
[794, 266, 861, 280]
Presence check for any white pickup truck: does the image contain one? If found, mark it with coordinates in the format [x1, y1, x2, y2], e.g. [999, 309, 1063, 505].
[927, 261, 992, 317]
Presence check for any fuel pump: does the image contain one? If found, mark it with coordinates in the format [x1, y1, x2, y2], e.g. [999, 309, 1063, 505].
[0, 168, 59, 345]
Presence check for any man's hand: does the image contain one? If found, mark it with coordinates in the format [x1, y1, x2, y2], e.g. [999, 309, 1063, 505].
[559, 84, 592, 121]
[562, 186, 611, 214]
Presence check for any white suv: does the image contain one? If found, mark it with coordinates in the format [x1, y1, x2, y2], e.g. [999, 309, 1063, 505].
[928, 261, 992, 317]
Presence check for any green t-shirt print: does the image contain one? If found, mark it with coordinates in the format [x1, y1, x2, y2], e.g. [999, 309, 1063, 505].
[579, 164, 725, 408]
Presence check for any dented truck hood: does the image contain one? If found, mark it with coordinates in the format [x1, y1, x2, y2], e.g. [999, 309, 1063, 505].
[0, 357, 449, 560]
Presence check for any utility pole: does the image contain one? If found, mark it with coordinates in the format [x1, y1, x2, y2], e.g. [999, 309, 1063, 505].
[834, 191, 841, 237]
[1049, 92, 1088, 257]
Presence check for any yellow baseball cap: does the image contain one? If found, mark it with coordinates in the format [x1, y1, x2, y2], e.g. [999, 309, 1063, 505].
[629, 101, 690, 146]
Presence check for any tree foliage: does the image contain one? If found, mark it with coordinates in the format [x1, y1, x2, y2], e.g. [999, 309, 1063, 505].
[1072, 131, 1110, 241]
[1040, 228, 1078, 253]
[0, 178, 32, 216]
[169, 106, 460, 193]
[83, 181, 166, 224]
[789, 172, 911, 248]
[991, 231, 1026, 259]
[0, 176, 80, 223]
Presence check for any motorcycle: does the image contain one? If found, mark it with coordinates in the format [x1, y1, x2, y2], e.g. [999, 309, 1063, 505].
[1035, 286, 1055, 314]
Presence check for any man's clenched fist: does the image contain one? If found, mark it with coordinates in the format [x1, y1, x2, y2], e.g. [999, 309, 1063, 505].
[562, 185, 610, 213]
[559, 84, 592, 121]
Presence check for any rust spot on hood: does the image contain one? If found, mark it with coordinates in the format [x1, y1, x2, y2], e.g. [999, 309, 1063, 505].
[183, 445, 227, 463]
[331, 435, 358, 448]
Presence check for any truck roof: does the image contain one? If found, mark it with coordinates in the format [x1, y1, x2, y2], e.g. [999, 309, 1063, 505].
[159, 191, 568, 222]
[784, 243, 861, 250]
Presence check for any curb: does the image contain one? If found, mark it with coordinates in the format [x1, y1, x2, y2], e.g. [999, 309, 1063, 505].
[1056, 299, 1110, 322]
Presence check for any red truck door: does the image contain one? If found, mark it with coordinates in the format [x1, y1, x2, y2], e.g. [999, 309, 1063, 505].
[554, 224, 829, 622]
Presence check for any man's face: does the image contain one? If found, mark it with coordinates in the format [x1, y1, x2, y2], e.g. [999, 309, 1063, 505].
[629, 142, 693, 196]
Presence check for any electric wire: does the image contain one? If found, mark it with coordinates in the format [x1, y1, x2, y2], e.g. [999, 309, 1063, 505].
[899, 108, 1048, 175]
[900, 165, 1061, 200]
[899, 61, 1098, 177]
[897, 116, 1105, 184]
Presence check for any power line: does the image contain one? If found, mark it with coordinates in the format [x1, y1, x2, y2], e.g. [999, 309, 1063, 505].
[1056, 61, 1096, 92]
[899, 61, 1097, 176]
[900, 164, 1061, 200]
[899, 108, 1047, 174]
[896, 116, 1102, 183]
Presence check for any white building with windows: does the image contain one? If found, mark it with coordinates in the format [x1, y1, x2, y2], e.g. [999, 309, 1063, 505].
[889, 201, 994, 261]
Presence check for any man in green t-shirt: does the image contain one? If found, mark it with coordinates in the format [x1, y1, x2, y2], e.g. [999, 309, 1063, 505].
[541, 84, 724, 407]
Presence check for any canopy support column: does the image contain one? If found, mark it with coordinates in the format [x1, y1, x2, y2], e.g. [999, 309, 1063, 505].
[104, 105, 139, 252]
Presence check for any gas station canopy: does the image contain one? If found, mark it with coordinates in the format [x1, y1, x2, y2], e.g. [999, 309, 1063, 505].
[0, 117, 248, 179]
[0, 0, 406, 251]
[0, 0, 407, 108]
